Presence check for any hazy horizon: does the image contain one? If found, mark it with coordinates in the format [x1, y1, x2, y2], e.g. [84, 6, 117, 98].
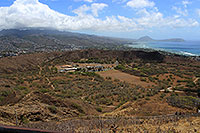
[0, 0, 200, 40]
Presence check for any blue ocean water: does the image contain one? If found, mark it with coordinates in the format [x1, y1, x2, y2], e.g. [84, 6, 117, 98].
[129, 41, 200, 56]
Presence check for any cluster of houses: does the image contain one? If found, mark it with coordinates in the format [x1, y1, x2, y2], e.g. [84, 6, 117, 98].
[58, 62, 119, 73]
[58, 64, 112, 73]
[0, 50, 27, 58]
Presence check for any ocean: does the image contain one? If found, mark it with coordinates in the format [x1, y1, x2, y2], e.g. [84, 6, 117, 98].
[129, 41, 200, 56]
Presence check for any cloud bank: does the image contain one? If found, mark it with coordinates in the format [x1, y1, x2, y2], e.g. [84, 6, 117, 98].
[0, 0, 199, 32]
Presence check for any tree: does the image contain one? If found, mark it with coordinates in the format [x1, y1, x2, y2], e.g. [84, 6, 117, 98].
[198, 88, 200, 98]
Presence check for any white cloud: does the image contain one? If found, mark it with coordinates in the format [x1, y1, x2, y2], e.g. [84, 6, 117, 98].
[172, 6, 188, 16]
[91, 3, 108, 17]
[135, 9, 163, 27]
[127, 0, 155, 9]
[73, 3, 108, 17]
[182, 0, 191, 8]
[84, 0, 93, 2]
[172, 0, 191, 17]
[0, 0, 138, 31]
[73, 4, 90, 16]
[166, 17, 199, 28]
[134, 8, 199, 28]
[0, 0, 198, 33]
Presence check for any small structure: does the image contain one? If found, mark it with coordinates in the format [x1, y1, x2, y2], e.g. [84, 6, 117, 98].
[59, 65, 78, 72]
[114, 61, 119, 66]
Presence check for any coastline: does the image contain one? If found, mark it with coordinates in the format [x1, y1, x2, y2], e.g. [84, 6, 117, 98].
[127, 41, 200, 57]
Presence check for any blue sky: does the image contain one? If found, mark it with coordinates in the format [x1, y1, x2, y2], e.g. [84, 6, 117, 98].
[0, 0, 200, 40]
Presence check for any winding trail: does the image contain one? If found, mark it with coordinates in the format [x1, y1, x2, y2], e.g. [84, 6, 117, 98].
[46, 77, 55, 90]
[38, 65, 55, 90]
[160, 77, 200, 93]
[194, 78, 199, 84]
[38, 65, 42, 76]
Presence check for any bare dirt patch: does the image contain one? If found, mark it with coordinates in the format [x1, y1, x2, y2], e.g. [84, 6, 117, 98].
[97, 70, 154, 87]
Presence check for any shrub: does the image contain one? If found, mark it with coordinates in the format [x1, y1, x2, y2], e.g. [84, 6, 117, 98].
[17, 78, 24, 84]
[186, 82, 195, 88]
[145, 97, 150, 100]
[114, 79, 120, 82]
[71, 103, 84, 114]
[106, 77, 112, 80]
[133, 96, 138, 100]
[53, 79, 65, 84]
[40, 88, 49, 93]
[115, 65, 126, 70]
[96, 107, 102, 112]
[116, 101, 126, 109]
[140, 77, 147, 82]
[81, 72, 100, 77]
[4, 85, 10, 88]
[148, 77, 154, 82]
[14, 86, 27, 91]
[0, 90, 11, 101]
[167, 96, 200, 109]
[160, 93, 166, 98]
[21, 116, 29, 124]
[198, 88, 200, 98]
[48, 105, 57, 114]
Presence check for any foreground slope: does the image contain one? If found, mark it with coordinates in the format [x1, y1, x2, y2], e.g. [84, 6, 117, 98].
[0, 49, 199, 132]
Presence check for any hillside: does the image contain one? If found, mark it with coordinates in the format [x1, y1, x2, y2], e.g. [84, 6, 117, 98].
[0, 29, 131, 53]
[137, 36, 155, 42]
[137, 36, 185, 42]
[0, 49, 200, 132]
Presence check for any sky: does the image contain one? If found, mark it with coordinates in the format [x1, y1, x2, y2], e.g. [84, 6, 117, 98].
[0, 0, 200, 40]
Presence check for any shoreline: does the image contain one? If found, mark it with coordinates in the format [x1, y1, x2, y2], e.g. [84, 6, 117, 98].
[127, 43, 200, 57]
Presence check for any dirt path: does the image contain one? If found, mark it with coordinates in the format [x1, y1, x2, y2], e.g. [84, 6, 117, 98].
[38, 65, 42, 75]
[194, 78, 199, 84]
[46, 78, 55, 90]
[38, 65, 55, 90]
[97, 70, 154, 87]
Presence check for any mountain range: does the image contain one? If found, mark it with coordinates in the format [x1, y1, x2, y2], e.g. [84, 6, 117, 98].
[0, 29, 131, 52]
[0, 29, 185, 53]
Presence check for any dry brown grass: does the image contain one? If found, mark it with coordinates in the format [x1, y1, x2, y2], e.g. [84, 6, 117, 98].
[97, 70, 154, 87]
